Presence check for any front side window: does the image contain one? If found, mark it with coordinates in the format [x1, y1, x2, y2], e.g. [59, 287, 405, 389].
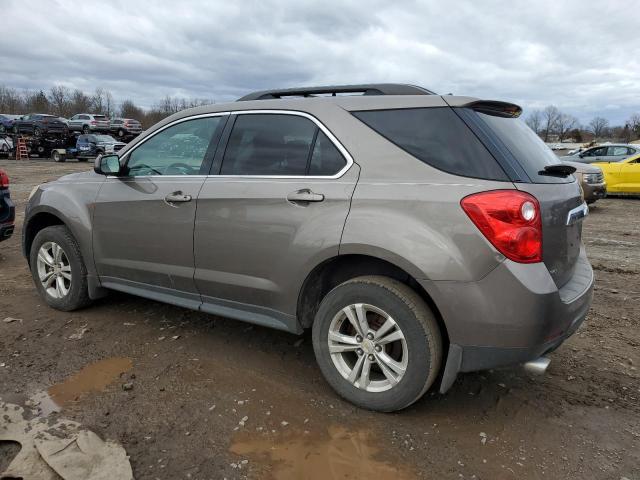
[126, 116, 222, 176]
[584, 147, 607, 157]
[221, 114, 317, 176]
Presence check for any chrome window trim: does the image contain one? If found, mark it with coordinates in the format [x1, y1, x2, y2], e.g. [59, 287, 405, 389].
[116, 109, 354, 180]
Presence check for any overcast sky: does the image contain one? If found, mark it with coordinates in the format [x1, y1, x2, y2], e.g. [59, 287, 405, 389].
[2, 0, 639, 124]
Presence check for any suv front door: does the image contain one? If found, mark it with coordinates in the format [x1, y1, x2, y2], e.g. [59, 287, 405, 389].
[193, 112, 359, 331]
[92, 114, 227, 308]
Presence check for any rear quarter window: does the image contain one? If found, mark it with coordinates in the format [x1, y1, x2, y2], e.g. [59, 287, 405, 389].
[352, 107, 508, 181]
[472, 111, 572, 184]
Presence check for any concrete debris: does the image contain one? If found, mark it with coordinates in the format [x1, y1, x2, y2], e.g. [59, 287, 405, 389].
[68, 325, 89, 340]
[3, 317, 22, 323]
[0, 402, 133, 480]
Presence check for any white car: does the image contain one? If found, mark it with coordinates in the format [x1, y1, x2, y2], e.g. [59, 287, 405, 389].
[0, 135, 13, 156]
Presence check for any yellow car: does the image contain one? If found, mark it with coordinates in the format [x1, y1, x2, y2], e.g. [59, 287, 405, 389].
[593, 153, 640, 195]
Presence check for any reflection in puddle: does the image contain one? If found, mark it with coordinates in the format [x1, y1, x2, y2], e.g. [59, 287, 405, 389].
[30, 357, 132, 415]
[230, 425, 415, 480]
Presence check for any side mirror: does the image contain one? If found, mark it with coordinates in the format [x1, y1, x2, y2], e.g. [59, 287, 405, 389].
[94, 154, 121, 176]
[578, 153, 584, 158]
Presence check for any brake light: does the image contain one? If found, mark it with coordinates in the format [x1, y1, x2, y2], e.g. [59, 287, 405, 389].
[0, 170, 9, 188]
[91, 121, 96, 125]
[461, 190, 542, 263]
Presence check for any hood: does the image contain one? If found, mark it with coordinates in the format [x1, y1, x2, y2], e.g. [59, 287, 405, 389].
[55, 170, 99, 183]
[562, 160, 601, 174]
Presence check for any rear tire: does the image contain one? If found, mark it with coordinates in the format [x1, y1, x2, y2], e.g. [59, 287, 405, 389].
[312, 275, 442, 412]
[117, 129, 125, 138]
[82, 125, 89, 134]
[29, 225, 92, 311]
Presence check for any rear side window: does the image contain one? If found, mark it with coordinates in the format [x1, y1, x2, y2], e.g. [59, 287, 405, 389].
[221, 114, 317, 176]
[309, 131, 346, 176]
[474, 112, 572, 183]
[353, 108, 508, 181]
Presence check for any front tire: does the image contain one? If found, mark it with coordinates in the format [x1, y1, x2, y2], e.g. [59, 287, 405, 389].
[30, 225, 92, 311]
[312, 275, 442, 412]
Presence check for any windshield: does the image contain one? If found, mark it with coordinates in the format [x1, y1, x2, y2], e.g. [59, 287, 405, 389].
[95, 135, 116, 142]
[475, 112, 570, 184]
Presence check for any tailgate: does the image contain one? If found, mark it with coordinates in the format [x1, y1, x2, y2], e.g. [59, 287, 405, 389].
[516, 181, 584, 288]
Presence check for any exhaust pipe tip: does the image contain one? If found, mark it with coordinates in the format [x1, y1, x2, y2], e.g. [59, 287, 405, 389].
[524, 357, 550, 375]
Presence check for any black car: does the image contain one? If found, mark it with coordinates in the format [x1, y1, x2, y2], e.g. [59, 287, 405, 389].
[14, 114, 68, 137]
[0, 169, 15, 242]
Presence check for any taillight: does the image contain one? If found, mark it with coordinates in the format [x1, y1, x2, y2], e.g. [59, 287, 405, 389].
[91, 121, 97, 125]
[461, 190, 542, 263]
[0, 171, 9, 188]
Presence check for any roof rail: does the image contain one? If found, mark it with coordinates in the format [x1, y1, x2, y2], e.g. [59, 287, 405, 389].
[236, 83, 435, 101]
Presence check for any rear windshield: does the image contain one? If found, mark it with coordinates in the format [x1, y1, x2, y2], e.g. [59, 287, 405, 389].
[473, 112, 570, 184]
[94, 115, 108, 120]
[352, 108, 508, 181]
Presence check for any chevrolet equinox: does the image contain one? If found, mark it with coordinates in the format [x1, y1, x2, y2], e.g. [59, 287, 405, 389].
[23, 84, 593, 411]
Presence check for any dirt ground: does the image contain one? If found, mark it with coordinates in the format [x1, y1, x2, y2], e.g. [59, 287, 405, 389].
[1, 159, 639, 480]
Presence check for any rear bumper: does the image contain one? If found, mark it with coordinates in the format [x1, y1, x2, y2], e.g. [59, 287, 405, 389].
[0, 223, 15, 241]
[421, 246, 594, 392]
[0, 191, 15, 242]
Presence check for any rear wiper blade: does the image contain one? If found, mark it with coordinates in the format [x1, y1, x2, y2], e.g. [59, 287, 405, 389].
[539, 164, 576, 177]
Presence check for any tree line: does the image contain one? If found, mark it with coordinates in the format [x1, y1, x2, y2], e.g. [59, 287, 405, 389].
[525, 105, 640, 143]
[0, 85, 214, 128]
[3, 84, 639, 143]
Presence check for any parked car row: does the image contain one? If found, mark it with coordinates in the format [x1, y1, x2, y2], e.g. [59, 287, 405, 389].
[561, 144, 640, 163]
[0, 113, 143, 139]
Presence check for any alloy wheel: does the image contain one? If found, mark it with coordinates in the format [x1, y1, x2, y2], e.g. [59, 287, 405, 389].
[328, 303, 408, 392]
[36, 241, 72, 299]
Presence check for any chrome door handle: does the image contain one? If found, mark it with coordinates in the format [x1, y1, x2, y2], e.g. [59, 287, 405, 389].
[287, 189, 325, 203]
[164, 191, 192, 205]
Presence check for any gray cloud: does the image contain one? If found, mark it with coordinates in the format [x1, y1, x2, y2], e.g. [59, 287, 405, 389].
[2, 0, 639, 123]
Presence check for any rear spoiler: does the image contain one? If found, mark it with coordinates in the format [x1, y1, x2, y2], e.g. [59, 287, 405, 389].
[465, 101, 523, 118]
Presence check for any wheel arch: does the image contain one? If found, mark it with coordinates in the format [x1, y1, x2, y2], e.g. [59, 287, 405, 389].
[296, 253, 449, 349]
[23, 209, 67, 264]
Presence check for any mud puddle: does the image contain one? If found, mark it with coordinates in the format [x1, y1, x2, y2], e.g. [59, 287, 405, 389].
[230, 425, 416, 480]
[29, 357, 132, 415]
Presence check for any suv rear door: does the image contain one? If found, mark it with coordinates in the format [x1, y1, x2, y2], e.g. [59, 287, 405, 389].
[193, 111, 358, 331]
[92, 114, 227, 308]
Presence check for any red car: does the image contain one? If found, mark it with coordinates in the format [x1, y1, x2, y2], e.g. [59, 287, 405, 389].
[0, 169, 15, 241]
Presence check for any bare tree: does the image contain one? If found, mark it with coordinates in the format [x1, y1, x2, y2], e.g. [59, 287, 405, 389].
[48, 85, 71, 117]
[589, 117, 609, 140]
[24, 90, 50, 113]
[70, 89, 92, 114]
[525, 110, 543, 135]
[541, 106, 560, 142]
[556, 114, 579, 142]
[628, 113, 640, 140]
[119, 99, 145, 124]
[104, 90, 115, 118]
[0, 86, 23, 114]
